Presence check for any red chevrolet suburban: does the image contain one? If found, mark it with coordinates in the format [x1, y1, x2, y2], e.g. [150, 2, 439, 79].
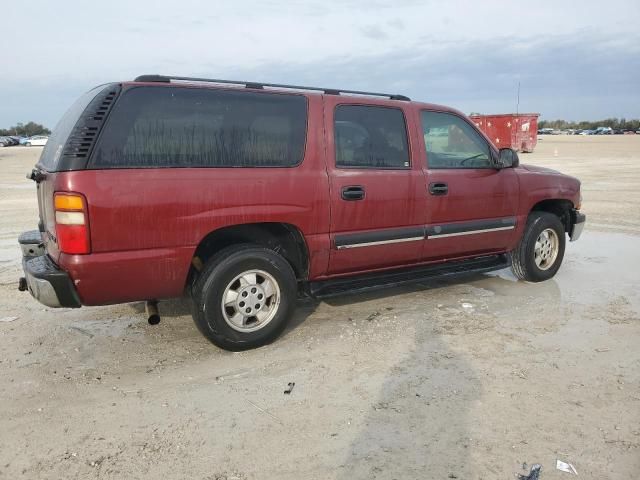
[19, 75, 585, 350]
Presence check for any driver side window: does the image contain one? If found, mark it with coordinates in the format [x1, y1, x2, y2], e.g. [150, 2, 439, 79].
[421, 111, 492, 169]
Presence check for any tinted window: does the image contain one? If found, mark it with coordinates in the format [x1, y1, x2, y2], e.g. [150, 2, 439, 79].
[335, 105, 410, 169]
[421, 111, 492, 169]
[38, 84, 110, 171]
[91, 87, 307, 168]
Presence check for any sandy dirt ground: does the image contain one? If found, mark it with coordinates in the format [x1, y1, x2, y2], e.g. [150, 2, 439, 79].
[0, 137, 638, 480]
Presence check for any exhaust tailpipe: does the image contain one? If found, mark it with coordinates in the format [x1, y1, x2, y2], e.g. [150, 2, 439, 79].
[146, 300, 160, 325]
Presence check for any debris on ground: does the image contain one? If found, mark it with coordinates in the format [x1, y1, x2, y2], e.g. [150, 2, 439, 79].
[461, 302, 475, 312]
[0, 316, 19, 323]
[284, 382, 295, 395]
[68, 325, 94, 338]
[246, 399, 282, 425]
[517, 463, 542, 480]
[556, 459, 578, 474]
[365, 311, 380, 321]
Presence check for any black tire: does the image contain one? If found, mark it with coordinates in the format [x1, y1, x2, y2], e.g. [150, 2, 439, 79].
[510, 212, 566, 282]
[191, 244, 297, 351]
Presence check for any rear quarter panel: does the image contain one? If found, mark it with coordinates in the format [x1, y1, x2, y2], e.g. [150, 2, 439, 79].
[55, 95, 330, 305]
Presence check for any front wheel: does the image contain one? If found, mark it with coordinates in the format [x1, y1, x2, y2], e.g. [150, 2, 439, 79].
[191, 244, 297, 351]
[510, 212, 566, 282]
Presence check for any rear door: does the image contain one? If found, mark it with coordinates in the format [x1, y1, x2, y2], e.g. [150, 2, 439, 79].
[419, 110, 519, 260]
[324, 97, 426, 275]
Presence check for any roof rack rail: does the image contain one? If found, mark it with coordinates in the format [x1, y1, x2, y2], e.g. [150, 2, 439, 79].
[133, 74, 411, 101]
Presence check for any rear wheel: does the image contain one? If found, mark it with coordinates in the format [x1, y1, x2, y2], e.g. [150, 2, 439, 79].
[191, 244, 297, 351]
[510, 212, 566, 282]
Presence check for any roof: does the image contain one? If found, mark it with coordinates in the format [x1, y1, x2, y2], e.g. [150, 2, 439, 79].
[130, 74, 411, 102]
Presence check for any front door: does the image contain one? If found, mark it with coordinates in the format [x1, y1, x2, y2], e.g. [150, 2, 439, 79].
[419, 110, 519, 261]
[325, 98, 426, 275]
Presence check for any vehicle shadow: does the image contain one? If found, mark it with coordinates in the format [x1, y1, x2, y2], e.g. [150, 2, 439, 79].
[324, 274, 485, 478]
[321, 272, 490, 307]
[285, 272, 492, 331]
[325, 271, 562, 478]
[126, 294, 320, 334]
[126, 272, 524, 339]
[338, 338, 478, 478]
[128, 296, 192, 318]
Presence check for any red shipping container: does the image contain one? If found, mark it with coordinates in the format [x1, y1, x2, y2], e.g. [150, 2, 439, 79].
[469, 113, 540, 153]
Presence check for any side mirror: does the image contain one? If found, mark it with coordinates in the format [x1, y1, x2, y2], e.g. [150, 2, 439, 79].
[498, 148, 519, 168]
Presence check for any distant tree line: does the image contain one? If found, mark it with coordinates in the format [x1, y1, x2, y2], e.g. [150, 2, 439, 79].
[4, 118, 640, 137]
[0, 122, 51, 137]
[538, 118, 640, 131]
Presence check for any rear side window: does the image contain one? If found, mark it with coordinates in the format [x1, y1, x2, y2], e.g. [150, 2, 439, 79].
[38, 84, 110, 171]
[91, 87, 308, 168]
[334, 105, 410, 169]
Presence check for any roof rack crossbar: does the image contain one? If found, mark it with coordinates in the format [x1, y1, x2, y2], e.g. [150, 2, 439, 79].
[133, 74, 410, 101]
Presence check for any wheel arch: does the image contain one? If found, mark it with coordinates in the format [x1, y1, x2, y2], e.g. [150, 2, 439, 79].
[529, 199, 574, 233]
[188, 222, 310, 289]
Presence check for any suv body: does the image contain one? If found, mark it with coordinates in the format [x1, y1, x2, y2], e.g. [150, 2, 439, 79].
[19, 75, 585, 350]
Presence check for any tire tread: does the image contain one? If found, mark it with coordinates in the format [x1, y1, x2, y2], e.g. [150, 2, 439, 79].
[191, 243, 296, 351]
[510, 212, 565, 282]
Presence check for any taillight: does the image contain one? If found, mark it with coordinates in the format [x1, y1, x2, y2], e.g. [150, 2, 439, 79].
[54, 192, 90, 254]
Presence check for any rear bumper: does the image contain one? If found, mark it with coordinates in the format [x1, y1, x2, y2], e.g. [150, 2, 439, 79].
[22, 255, 81, 308]
[19, 230, 81, 308]
[569, 209, 586, 242]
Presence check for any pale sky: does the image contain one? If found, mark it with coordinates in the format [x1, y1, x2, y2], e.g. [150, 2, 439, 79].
[2, 0, 639, 128]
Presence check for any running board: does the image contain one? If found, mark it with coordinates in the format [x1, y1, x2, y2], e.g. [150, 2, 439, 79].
[308, 254, 510, 299]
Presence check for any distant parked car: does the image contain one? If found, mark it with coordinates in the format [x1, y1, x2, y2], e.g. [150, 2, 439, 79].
[24, 135, 48, 146]
[8, 136, 21, 146]
[0, 136, 18, 146]
[19, 137, 31, 145]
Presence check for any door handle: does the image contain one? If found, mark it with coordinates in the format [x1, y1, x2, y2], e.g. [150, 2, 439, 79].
[428, 182, 448, 196]
[341, 185, 365, 201]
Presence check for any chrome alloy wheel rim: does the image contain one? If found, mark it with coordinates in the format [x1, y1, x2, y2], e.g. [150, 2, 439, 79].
[534, 228, 559, 271]
[221, 270, 281, 332]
